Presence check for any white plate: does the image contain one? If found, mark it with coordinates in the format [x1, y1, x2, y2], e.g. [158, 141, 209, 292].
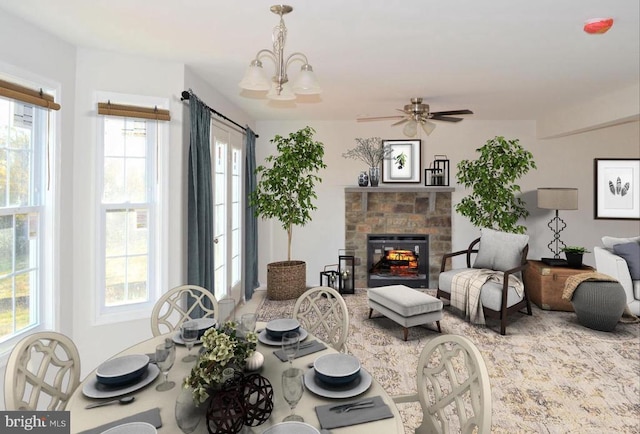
[83, 364, 160, 399]
[172, 332, 203, 346]
[258, 328, 308, 346]
[262, 421, 320, 434]
[100, 421, 157, 434]
[304, 367, 372, 399]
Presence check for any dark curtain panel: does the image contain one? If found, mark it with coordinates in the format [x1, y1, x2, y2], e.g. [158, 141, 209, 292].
[187, 93, 214, 315]
[244, 127, 260, 300]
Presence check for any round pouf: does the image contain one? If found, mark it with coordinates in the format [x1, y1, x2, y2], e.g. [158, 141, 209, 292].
[571, 281, 626, 331]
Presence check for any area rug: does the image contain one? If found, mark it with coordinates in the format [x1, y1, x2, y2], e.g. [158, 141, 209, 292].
[256, 288, 640, 434]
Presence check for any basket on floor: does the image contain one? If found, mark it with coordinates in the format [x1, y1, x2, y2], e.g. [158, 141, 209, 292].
[267, 261, 306, 300]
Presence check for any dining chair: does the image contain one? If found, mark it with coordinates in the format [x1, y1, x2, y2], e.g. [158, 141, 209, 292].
[4, 331, 81, 411]
[292, 286, 350, 352]
[392, 334, 492, 434]
[150, 284, 218, 336]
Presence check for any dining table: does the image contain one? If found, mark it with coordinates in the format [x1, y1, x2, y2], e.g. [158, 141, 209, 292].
[66, 322, 404, 433]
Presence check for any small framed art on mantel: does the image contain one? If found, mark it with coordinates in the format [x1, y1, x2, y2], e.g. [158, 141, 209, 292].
[594, 158, 640, 220]
[382, 139, 421, 183]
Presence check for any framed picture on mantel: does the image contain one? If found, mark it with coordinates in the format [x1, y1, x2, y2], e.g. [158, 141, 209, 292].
[594, 158, 640, 220]
[382, 139, 421, 183]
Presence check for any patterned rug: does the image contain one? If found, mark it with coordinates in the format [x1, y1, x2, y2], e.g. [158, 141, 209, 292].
[256, 288, 640, 434]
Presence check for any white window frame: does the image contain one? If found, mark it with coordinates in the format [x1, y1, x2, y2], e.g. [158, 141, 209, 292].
[94, 91, 168, 325]
[0, 68, 58, 359]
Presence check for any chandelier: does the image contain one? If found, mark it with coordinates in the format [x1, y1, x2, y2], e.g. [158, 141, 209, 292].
[238, 5, 321, 101]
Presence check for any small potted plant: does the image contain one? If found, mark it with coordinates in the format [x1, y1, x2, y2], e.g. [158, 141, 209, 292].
[561, 246, 590, 268]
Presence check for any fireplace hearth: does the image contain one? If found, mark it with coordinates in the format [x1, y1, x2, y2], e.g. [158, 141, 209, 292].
[367, 234, 428, 288]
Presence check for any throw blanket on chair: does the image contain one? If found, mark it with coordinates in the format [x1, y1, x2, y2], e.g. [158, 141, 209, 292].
[562, 272, 639, 323]
[451, 269, 524, 325]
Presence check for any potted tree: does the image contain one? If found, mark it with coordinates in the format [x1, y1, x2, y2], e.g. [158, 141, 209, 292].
[455, 136, 537, 234]
[250, 126, 327, 300]
[561, 246, 590, 268]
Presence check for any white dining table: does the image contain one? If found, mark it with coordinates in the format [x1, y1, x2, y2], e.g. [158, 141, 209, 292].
[66, 323, 404, 434]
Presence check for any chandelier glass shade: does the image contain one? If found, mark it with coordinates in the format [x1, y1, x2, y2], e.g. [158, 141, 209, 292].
[402, 118, 437, 137]
[239, 5, 321, 101]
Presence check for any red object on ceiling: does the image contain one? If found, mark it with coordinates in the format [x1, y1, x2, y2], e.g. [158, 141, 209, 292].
[583, 18, 614, 34]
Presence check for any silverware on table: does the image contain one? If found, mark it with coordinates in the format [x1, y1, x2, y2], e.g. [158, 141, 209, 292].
[328, 399, 373, 412]
[85, 395, 135, 409]
[337, 402, 376, 413]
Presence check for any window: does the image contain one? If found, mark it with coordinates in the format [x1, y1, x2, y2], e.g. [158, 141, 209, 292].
[0, 97, 48, 343]
[97, 114, 158, 318]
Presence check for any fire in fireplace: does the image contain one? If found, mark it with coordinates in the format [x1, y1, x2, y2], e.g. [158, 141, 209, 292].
[367, 234, 429, 288]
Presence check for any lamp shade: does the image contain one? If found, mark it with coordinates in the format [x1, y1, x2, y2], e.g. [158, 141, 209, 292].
[239, 62, 271, 91]
[537, 188, 578, 210]
[292, 64, 321, 95]
[421, 121, 436, 136]
[403, 120, 417, 137]
[266, 82, 296, 101]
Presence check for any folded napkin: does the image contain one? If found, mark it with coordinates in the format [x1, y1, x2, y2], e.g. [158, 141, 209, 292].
[316, 395, 393, 429]
[273, 340, 327, 362]
[77, 407, 162, 434]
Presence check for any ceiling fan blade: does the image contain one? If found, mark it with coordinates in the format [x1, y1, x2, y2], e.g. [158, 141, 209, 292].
[391, 118, 409, 126]
[357, 115, 404, 122]
[430, 109, 473, 116]
[430, 115, 464, 122]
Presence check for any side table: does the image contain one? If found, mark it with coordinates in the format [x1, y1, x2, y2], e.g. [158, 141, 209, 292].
[523, 260, 595, 312]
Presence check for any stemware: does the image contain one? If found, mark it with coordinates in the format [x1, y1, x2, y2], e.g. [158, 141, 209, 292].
[218, 298, 236, 323]
[281, 331, 300, 366]
[155, 340, 176, 391]
[281, 367, 305, 422]
[240, 313, 257, 338]
[181, 321, 199, 363]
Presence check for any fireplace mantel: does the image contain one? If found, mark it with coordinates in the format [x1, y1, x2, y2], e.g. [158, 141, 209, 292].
[345, 186, 455, 212]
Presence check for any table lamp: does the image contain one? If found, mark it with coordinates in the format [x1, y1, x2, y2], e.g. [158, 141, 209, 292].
[537, 187, 578, 264]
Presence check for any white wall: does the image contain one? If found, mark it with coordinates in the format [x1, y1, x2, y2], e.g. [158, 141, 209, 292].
[254, 118, 640, 286]
[0, 8, 77, 409]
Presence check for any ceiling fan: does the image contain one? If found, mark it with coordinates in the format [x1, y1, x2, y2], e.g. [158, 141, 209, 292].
[357, 97, 473, 137]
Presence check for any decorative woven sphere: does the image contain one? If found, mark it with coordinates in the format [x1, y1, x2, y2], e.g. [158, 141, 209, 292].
[206, 386, 245, 434]
[242, 373, 274, 427]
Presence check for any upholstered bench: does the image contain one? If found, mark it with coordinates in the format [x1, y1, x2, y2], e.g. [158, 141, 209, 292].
[368, 285, 443, 341]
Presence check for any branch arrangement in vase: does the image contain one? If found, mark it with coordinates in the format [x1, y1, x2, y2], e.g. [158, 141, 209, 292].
[342, 137, 392, 168]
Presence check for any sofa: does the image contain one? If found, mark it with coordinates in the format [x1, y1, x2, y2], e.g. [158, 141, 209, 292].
[593, 236, 640, 316]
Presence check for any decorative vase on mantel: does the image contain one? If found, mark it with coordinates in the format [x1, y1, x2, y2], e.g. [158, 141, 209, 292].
[358, 171, 369, 187]
[369, 167, 380, 187]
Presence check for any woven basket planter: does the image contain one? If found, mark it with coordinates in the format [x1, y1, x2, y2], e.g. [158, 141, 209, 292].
[267, 261, 306, 300]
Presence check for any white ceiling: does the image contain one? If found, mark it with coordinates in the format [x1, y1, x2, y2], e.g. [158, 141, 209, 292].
[1, 0, 638, 123]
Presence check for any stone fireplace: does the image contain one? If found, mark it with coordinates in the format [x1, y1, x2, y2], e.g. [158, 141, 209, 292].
[344, 186, 453, 288]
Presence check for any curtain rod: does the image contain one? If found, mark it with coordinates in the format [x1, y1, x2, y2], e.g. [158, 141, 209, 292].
[180, 90, 258, 138]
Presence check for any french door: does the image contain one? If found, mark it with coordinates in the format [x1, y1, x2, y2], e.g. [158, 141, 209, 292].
[211, 121, 244, 303]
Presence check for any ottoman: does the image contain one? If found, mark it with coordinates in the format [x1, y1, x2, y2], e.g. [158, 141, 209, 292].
[571, 281, 626, 332]
[368, 285, 443, 341]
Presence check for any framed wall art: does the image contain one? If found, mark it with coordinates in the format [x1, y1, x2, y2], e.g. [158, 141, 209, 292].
[382, 139, 421, 183]
[594, 158, 640, 220]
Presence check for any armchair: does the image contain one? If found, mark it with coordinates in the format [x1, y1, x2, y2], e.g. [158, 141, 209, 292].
[437, 228, 531, 335]
[593, 236, 640, 316]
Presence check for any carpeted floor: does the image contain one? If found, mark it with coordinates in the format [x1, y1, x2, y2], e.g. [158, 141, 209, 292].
[256, 288, 640, 434]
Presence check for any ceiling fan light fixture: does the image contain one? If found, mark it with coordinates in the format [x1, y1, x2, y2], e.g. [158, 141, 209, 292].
[238, 59, 271, 91]
[403, 120, 418, 137]
[422, 121, 436, 136]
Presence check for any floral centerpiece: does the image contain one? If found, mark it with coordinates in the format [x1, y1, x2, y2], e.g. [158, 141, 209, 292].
[183, 321, 258, 405]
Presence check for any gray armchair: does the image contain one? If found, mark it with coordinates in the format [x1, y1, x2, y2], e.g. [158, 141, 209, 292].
[437, 228, 532, 335]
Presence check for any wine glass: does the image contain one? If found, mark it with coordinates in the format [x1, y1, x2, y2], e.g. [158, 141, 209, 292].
[155, 340, 176, 391]
[281, 367, 304, 422]
[181, 321, 199, 362]
[281, 331, 300, 366]
[240, 313, 257, 338]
